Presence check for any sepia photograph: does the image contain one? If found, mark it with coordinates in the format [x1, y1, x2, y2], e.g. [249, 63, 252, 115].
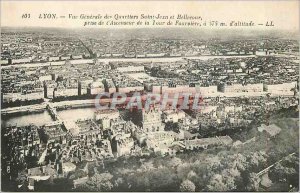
[0, 0, 299, 192]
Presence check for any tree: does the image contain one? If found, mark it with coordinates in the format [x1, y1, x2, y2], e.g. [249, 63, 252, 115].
[222, 173, 237, 191]
[85, 172, 114, 191]
[149, 167, 179, 191]
[233, 153, 248, 171]
[101, 181, 114, 191]
[180, 179, 196, 192]
[187, 170, 198, 181]
[206, 173, 237, 192]
[271, 162, 297, 183]
[246, 172, 260, 191]
[248, 151, 267, 169]
[114, 177, 125, 190]
[206, 174, 227, 191]
[222, 167, 241, 179]
[126, 170, 151, 191]
[169, 157, 182, 168]
[141, 161, 155, 171]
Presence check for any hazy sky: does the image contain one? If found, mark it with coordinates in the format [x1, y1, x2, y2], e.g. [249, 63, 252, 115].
[1, 1, 299, 31]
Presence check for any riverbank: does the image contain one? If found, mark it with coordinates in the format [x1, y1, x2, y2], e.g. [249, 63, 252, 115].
[1, 55, 256, 69]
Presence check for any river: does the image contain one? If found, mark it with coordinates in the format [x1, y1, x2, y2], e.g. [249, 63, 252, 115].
[1, 111, 54, 127]
[1, 55, 256, 69]
[1, 106, 97, 128]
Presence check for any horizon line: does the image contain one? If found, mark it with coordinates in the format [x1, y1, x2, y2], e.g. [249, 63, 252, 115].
[1, 26, 299, 32]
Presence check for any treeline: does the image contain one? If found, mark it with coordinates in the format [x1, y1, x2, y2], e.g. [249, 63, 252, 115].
[70, 150, 269, 192]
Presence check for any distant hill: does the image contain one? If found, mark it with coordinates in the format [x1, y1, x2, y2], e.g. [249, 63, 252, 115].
[1, 27, 299, 41]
